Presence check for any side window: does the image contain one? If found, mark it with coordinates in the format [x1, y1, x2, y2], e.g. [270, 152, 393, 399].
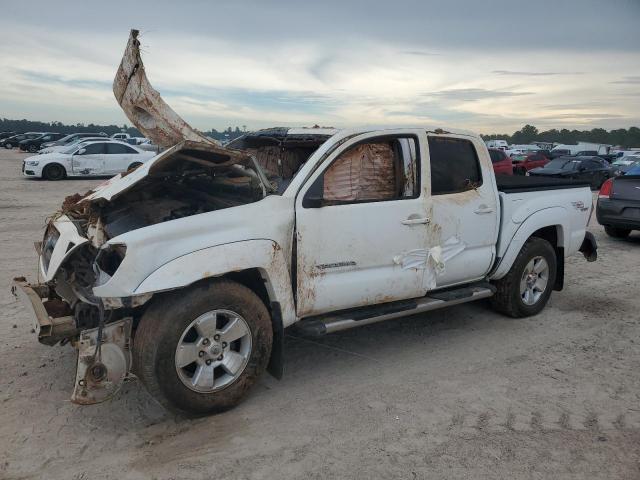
[428, 137, 482, 195]
[321, 137, 419, 203]
[79, 143, 106, 155]
[106, 143, 137, 154]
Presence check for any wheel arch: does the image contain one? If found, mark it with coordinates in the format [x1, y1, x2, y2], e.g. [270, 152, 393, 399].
[491, 207, 569, 281]
[43, 162, 67, 179]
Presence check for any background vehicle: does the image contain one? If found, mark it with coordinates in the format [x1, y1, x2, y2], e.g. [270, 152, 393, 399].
[512, 151, 549, 175]
[39, 136, 111, 154]
[22, 139, 155, 180]
[18, 133, 66, 152]
[489, 148, 513, 175]
[528, 156, 612, 189]
[0, 131, 17, 140]
[597, 171, 640, 238]
[611, 156, 640, 176]
[485, 139, 508, 150]
[41, 132, 108, 149]
[1, 132, 42, 149]
[550, 148, 571, 158]
[111, 132, 131, 140]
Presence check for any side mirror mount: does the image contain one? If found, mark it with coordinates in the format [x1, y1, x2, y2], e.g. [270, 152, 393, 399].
[76, 148, 86, 155]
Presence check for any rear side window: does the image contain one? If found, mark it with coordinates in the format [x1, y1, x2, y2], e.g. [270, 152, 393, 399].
[428, 137, 482, 195]
[106, 143, 137, 154]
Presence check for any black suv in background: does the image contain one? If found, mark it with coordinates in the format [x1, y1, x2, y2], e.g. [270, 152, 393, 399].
[19, 133, 66, 152]
[0, 131, 17, 140]
[0, 132, 43, 149]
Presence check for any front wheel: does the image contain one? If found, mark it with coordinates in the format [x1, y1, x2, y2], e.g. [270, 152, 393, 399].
[133, 279, 273, 415]
[28, 144, 38, 153]
[491, 237, 557, 318]
[5, 142, 12, 149]
[42, 163, 66, 180]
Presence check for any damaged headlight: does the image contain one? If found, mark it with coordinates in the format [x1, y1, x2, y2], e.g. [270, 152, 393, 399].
[94, 243, 127, 282]
[26, 160, 40, 166]
[42, 226, 60, 272]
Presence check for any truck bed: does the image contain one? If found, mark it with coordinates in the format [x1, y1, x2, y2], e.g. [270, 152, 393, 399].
[496, 175, 590, 193]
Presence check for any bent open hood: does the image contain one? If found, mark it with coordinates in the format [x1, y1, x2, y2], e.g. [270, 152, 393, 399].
[114, 29, 219, 149]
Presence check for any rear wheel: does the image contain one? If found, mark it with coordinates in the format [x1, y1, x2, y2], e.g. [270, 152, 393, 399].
[5, 142, 13, 149]
[42, 163, 66, 180]
[604, 226, 630, 238]
[127, 162, 143, 171]
[28, 144, 38, 153]
[133, 279, 273, 415]
[491, 237, 557, 318]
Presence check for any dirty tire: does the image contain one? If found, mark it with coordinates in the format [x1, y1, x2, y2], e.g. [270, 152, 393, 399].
[491, 237, 557, 318]
[42, 163, 66, 180]
[127, 162, 143, 171]
[604, 226, 631, 238]
[133, 279, 272, 415]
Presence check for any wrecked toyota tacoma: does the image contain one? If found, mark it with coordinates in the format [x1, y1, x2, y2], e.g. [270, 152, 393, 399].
[12, 30, 598, 414]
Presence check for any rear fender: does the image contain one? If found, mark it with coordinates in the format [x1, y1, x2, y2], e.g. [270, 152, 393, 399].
[490, 207, 570, 280]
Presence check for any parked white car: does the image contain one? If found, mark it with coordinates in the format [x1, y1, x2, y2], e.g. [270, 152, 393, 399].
[22, 140, 155, 180]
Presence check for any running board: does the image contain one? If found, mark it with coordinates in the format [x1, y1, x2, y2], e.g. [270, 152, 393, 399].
[293, 283, 496, 337]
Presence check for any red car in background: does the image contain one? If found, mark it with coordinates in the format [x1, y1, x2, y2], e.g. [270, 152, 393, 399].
[489, 148, 513, 175]
[511, 152, 550, 175]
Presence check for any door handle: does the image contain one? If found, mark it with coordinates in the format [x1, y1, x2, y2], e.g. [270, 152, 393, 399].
[474, 205, 494, 214]
[401, 217, 430, 225]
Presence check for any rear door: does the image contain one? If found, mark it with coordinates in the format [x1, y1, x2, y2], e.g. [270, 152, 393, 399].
[71, 142, 106, 175]
[427, 134, 499, 287]
[103, 143, 139, 175]
[295, 130, 431, 317]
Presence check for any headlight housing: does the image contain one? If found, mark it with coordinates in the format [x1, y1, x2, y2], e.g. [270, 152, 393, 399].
[26, 160, 39, 166]
[94, 243, 127, 281]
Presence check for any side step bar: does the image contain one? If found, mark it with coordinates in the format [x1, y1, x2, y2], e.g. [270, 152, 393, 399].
[294, 283, 496, 337]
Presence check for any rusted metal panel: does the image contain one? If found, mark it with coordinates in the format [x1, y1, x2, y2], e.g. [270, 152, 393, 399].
[114, 29, 238, 161]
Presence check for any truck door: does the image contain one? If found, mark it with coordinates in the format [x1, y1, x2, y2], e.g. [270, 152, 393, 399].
[427, 134, 499, 287]
[71, 142, 106, 175]
[294, 131, 431, 317]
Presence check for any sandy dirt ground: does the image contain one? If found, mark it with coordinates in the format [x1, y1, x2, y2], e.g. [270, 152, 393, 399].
[0, 147, 639, 479]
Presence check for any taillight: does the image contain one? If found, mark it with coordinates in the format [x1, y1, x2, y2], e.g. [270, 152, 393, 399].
[599, 178, 613, 198]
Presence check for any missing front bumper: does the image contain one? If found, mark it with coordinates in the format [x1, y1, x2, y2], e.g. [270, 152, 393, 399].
[11, 277, 77, 345]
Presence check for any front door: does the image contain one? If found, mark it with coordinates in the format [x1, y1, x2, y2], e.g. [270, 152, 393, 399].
[72, 142, 106, 175]
[295, 131, 431, 317]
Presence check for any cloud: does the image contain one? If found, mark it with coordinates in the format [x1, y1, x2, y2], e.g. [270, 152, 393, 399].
[429, 88, 533, 101]
[610, 76, 640, 84]
[493, 70, 584, 76]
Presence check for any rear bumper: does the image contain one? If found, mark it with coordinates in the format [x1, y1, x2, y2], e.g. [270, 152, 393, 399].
[579, 231, 598, 262]
[596, 198, 640, 230]
[11, 277, 77, 345]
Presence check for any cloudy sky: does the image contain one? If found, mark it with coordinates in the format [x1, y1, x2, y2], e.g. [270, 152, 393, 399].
[0, 0, 639, 133]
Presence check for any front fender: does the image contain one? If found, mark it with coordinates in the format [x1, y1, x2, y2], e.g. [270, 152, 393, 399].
[133, 240, 297, 327]
[490, 207, 572, 280]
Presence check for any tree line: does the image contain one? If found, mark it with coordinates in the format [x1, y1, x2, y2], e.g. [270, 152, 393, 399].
[481, 124, 640, 148]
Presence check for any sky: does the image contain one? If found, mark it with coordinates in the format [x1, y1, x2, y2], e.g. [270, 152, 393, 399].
[0, 0, 639, 134]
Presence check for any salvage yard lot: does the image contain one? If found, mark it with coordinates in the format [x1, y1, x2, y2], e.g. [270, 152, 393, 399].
[1, 147, 639, 479]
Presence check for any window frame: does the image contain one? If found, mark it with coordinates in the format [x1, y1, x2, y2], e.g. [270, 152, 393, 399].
[302, 133, 422, 208]
[427, 135, 484, 196]
[106, 143, 138, 154]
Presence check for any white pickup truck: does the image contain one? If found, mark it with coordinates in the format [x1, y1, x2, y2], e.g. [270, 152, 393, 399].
[12, 30, 598, 415]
